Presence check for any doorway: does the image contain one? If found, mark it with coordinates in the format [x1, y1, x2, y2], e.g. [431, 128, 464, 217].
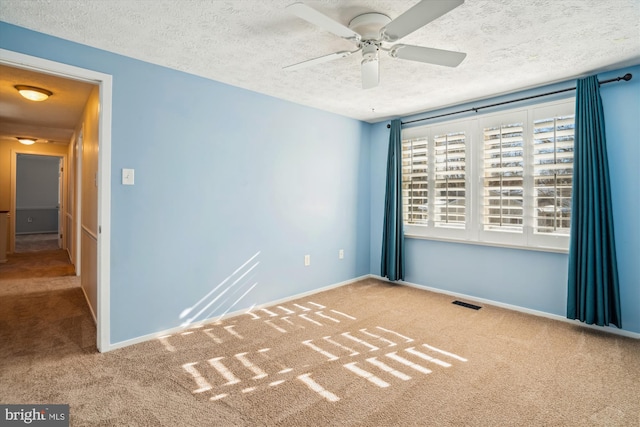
[14, 153, 63, 253]
[0, 48, 113, 352]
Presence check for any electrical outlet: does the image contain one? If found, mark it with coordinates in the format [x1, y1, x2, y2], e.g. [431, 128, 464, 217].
[339, 249, 344, 259]
[304, 255, 311, 266]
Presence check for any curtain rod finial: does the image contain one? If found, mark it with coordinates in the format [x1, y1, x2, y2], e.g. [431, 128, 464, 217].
[387, 123, 391, 128]
[622, 73, 632, 81]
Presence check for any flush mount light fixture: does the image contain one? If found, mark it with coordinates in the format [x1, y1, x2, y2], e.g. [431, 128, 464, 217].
[15, 85, 52, 101]
[16, 137, 37, 145]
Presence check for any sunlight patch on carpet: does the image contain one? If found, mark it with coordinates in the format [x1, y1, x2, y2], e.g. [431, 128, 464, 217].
[342, 332, 379, 351]
[175, 300, 468, 404]
[386, 352, 433, 374]
[302, 340, 339, 361]
[406, 347, 452, 367]
[235, 352, 268, 379]
[299, 313, 323, 326]
[158, 335, 176, 352]
[376, 326, 414, 343]
[422, 343, 468, 362]
[207, 357, 241, 386]
[344, 362, 390, 388]
[366, 357, 412, 381]
[330, 309, 356, 320]
[315, 311, 340, 322]
[260, 308, 278, 317]
[297, 373, 340, 402]
[182, 362, 213, 393]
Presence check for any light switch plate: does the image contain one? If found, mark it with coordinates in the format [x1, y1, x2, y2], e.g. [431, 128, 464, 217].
[122, 168, 135, 185]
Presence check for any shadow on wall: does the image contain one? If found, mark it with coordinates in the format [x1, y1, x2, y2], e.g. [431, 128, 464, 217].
[178, 251, 261, 327]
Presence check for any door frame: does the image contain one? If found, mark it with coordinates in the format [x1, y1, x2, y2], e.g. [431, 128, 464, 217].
[58, 156, 63, 250]
[73, 127, 84, 273]
[10, 152, 66, 251]
[0, 48, 113, 352]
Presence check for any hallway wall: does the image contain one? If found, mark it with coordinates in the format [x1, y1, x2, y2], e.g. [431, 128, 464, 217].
[15, 154, 60, 234]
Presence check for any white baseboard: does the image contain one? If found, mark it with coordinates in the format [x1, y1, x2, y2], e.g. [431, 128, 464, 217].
[105, 274, 370, 352]
[369, 274, 640, 340]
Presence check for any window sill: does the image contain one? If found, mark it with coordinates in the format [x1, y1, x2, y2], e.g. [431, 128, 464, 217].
[404, 233, 570, 254]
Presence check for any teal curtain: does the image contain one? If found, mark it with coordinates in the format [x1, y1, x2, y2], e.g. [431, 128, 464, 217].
[381, 119, 405, 281]
[567, 75, 621, 328]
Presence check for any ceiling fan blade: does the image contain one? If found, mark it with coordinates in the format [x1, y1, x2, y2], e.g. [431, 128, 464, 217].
[287, 2, 361, 41]
[381, 0, 464, 42]
[283, 51, 354, 71]
[389, 44, 466, 67]
[361, 58, 379, 89]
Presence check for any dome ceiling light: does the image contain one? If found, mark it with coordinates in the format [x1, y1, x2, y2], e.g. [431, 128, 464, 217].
[15, 85, 53, 101]
[16, 137, 37, 145]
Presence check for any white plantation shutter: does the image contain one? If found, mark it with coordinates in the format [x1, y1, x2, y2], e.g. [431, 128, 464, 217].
[400, 98, 574, 252]
[482, 122, 524, 232]
[402, 137, 428, 225]
[433, 131, 466, 228]
[533, 115, 575, 235]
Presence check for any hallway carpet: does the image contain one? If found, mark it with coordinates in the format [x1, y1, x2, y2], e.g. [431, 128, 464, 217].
[0, 249, 75, 280]
[15, 233, 60, 253]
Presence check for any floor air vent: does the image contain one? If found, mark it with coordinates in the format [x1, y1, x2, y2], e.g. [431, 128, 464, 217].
[452, 300, 482, 310]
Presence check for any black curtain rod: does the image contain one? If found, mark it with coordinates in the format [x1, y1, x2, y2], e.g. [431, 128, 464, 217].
[387, 73, 633, 128]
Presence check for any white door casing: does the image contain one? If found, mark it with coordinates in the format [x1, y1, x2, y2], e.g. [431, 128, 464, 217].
[0, 48, 113, 352]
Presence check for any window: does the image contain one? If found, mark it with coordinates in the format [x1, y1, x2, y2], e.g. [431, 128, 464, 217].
[403, 130, 467, 230]
[402, 137, 428, 225]
[434, 131, 466, 228]
[401, 99, 575, 252]
[532, 115, 574, 235]
[482, 121, 524, 232]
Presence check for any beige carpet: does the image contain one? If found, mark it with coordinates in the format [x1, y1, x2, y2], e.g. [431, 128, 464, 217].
[0, 249, 75, 279]
[0, 276, 638, 426]
[15, 233, 60, 253]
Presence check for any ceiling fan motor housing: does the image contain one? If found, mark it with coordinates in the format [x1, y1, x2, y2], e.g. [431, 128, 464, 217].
[362, 42, 379, 63]
[348, 12, 391, 41]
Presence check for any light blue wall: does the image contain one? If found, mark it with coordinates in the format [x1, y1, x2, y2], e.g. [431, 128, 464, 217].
[370, 65, 640, 334]
[0, 22, 371, 344]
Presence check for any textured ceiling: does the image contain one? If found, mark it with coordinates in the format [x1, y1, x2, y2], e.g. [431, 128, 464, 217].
[1, 0, 639, 124]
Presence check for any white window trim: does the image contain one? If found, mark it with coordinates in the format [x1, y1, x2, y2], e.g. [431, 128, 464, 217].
[402, 98, 575, 253]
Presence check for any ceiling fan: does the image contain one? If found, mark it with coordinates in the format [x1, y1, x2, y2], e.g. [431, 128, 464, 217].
[283, 0, 467, 89]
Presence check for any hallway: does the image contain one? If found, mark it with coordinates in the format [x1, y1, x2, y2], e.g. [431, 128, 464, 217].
[0, 250, 95, 360]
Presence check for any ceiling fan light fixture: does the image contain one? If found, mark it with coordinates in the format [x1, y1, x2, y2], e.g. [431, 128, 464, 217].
[16, 137, 37, 145]
[361, 58, 379, 90]
[15, 85, 52, 102]
[361, 42, 380, 89]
